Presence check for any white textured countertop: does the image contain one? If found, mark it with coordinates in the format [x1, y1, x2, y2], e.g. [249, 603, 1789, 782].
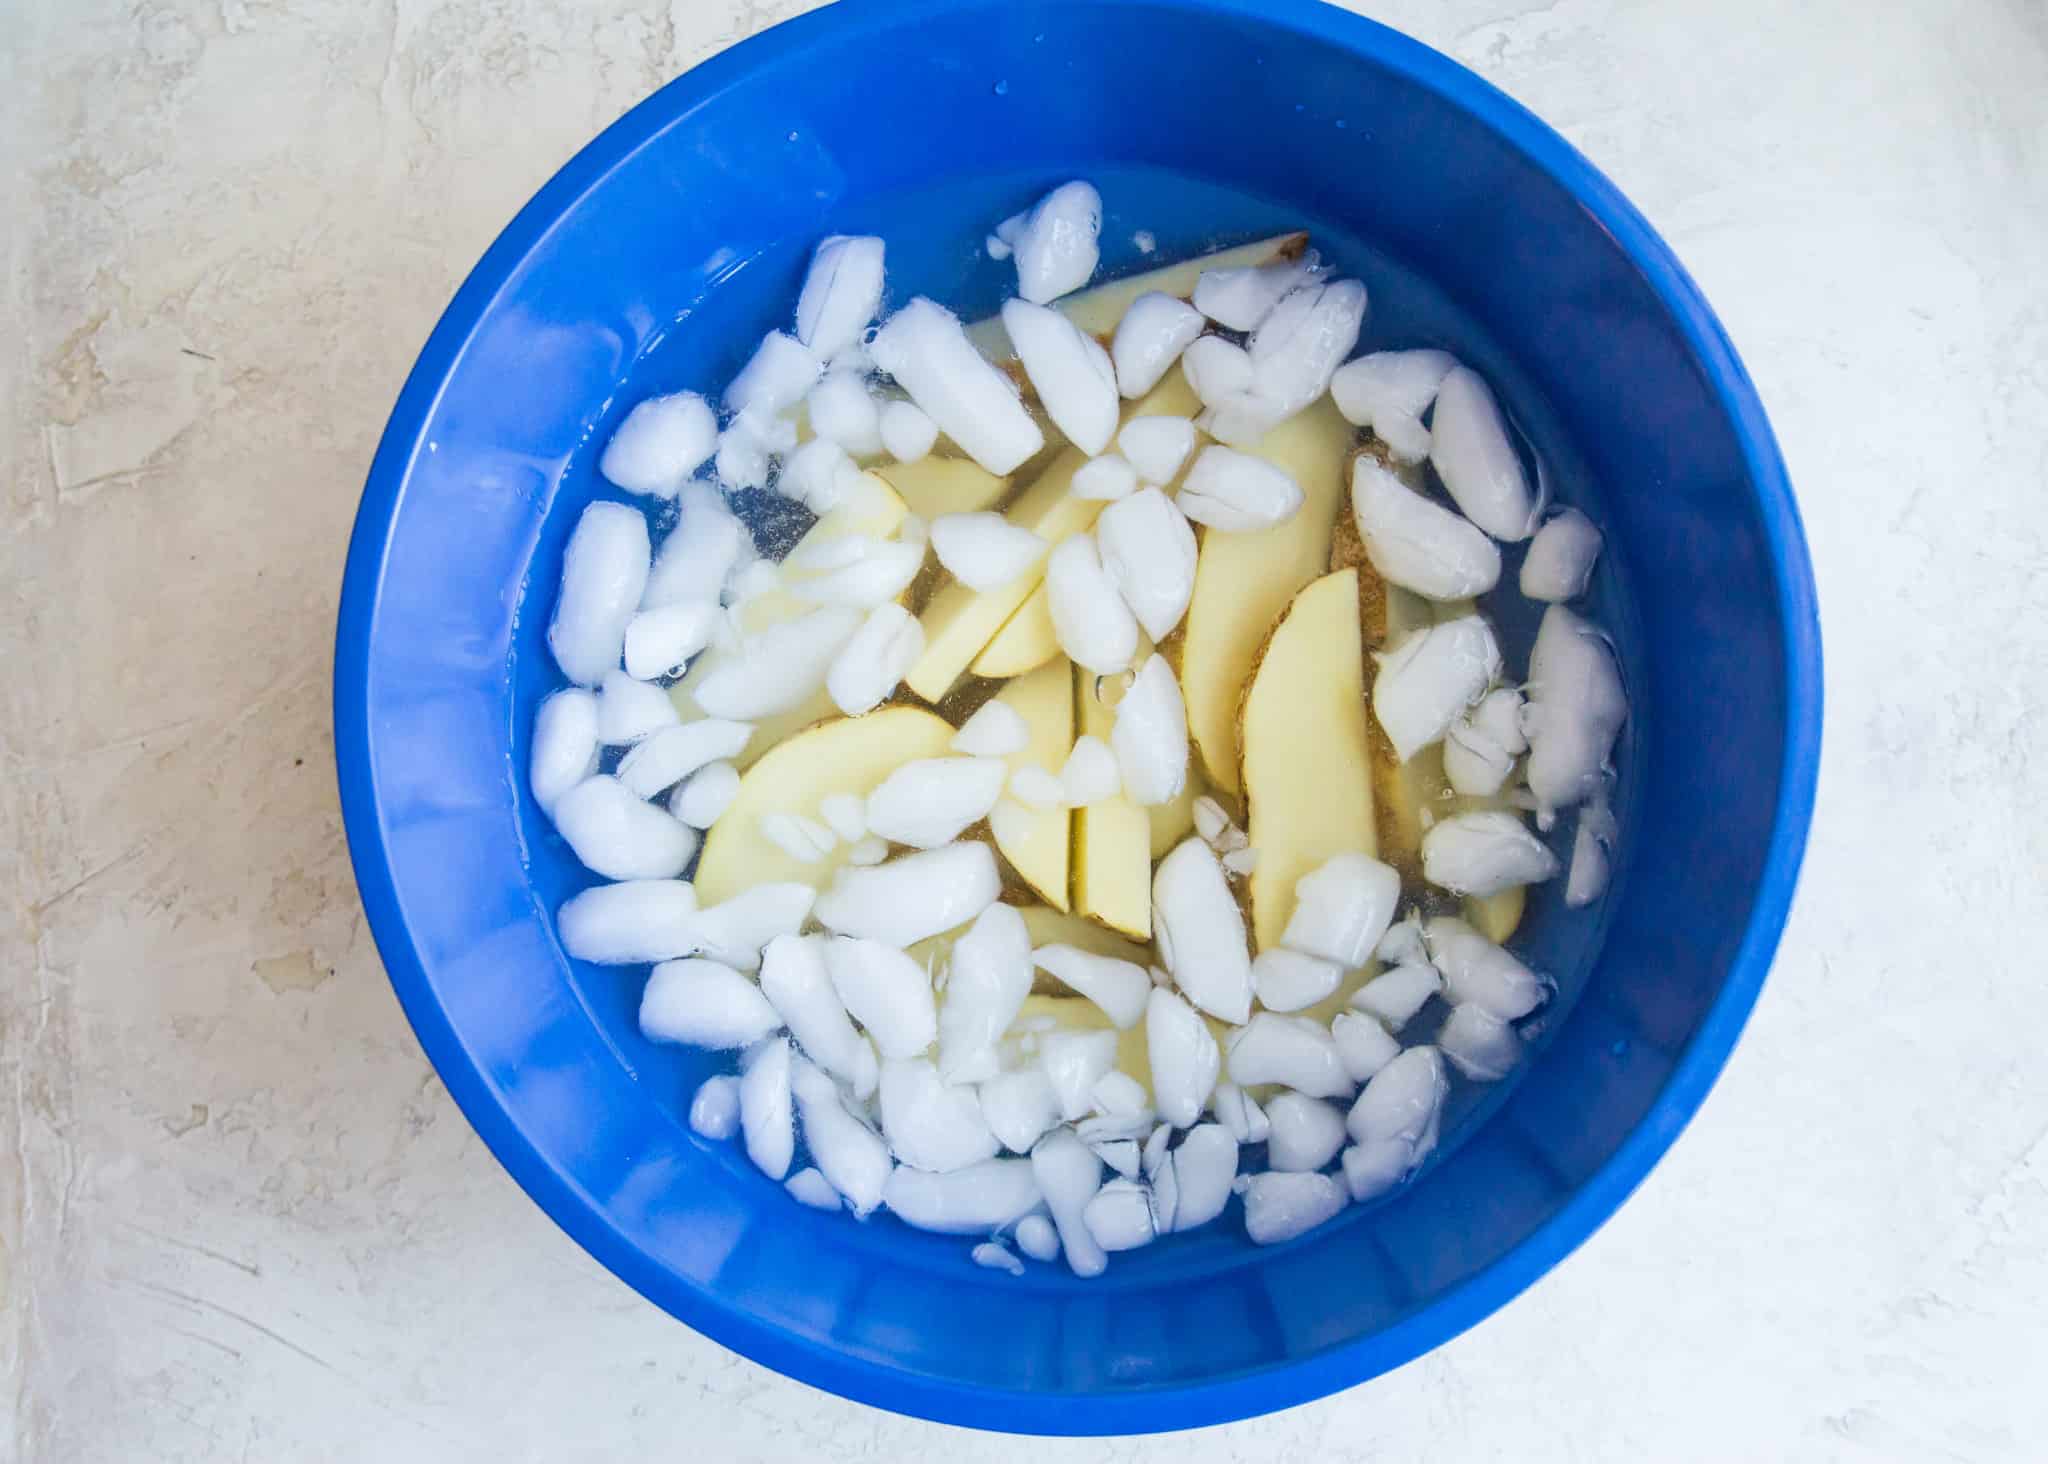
[3, 0, 2041, 1457]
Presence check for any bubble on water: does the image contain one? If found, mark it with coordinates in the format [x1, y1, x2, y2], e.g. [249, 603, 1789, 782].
[787, 130, 799, 143]
[993, 79, 1009, 96]
[1336, 119, 1348, 130]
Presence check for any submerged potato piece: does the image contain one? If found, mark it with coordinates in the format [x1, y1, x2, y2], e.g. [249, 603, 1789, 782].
[693, 706, 954, 904]
[874, 456, 1010, 520]
[1072, 661, 1152, 941]
[971, 582, 1060, 677]
[1239, 569, 1378, 952]
[989, 657, 1075, 910]
[1181, 397, 1353, 794]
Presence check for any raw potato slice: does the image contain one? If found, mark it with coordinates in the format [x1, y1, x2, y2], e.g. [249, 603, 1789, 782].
[972, 582, 1060, 678]
[1019, 906, 1153, 968]
[906, 371, 1199, 702]
[1072, 661, 1152, 941]
[990, 658, 1074, 910]
[693, 706, 954, 904]
[1464, 884, 1526, 945]
[1239, 570, 1378, 952]
[966, 233, 1309, 360]
[1015, 994, 1154, 1094]
[875, 456, 1010, 520]
[1147, 775, 1200, 861]
[669, 473, 909, 765]
[1180, 397, 1354, 794]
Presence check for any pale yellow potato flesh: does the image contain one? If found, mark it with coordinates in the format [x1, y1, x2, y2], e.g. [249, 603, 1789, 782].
[692, 705, 955, 905]
[1018, 905, 1153, 966]
[904, 368, 1200, 703]
[1181, 396, 1354, 795]
[1239, 568, 1378, 953]
[990, 657, 1074, 911]
[1146, 775, 1200, 862]
[1071, 661, 1152, 941]
[666, 472, 910, 766]
[965, 232, 1309, 360]
[874, 456, 1010, 520]
[971, 582, 1060, 678]
[1465, 884, 1527, 944]
[1015, 994, 1154, 1093]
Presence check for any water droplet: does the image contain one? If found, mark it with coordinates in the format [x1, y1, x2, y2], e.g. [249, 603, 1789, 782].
[1335, 119, 1348, 130]
[786, 130, 799, 143]
[993, 79, 1010, 96]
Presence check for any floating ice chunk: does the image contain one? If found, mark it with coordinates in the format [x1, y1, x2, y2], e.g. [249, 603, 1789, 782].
[864, 757, 1007, 849]
[1178, 447, 1304, 532]
[1279, 852, 1400, 969]
[931, 511, 1049, 590]
[549, 502, 650, 685]
[616, 719, 753, 799]
[1227, 1014, 1352, 1099]
[980, 1067, 1062, 1154]
[1443, 686, 1528, 798]
[1145, 1124, 1174, 1177]
[1059, 735, 1120, 807]
[1014, 1212, 1060, 1262]
[639, 956, 778, 1049]
[1264, 1092, 1349, 1172]
[600, 391, 719, 499]
[1002, 299, 1119, 455]
[1331, 1011, 1401, 1083]
[823, 936, 938, 1059]
[1242, 1171, 1345, 1244]
[936, 904, 1033, 1084]
[1375, 911, 1427, 967]
[1091, 1139, 1141, 1180]
[597, 669, 679, 746]
[692, 606, 862, 720]
[1153, 837, 1252, 1024]
[807, 370, 885, 458]
[557, 879, 699, 964]
[713, 413, 776, 492]
[1373, 616, 1503, 763]
[1032, 1130, 1109, 1279]
[878, 400, 938, 463]
[1566, 791, 1618, 907]
[790, 1057, 891, 1216]
[795, 235, 885, 362]
[1425, 916, 1545, 1020]
[1008, 765, 1067, 808]
[844, 834, 888, 866]
[1431, 366, 1539, 541]
[871, 299, 1043, 474]
[1110, 291, 1205, 399]
[1169, 1123, 1239, 1230]
[689, 883, 816, 971]
[1247, 279, 1366, 418]
[1347, 1045, 1447, 1147]
[740, 1038, 794, 1180]
[1083, 1179, 1156, 1252]
[1045, 534, 1139, 675]
[785, 1167, 842, 1211]
[1522, 604, 1627, 815]
[641, 483, 747, 611]
[778, 437, 856, 514]
[531, 688, 601, 815]
[689, 1074, 740, 1140]
[815, 843, 1001, 946]
[553, 776, 699, 880]
[1330, 349, 1455, 464]
[1179, 335, 1256, 407]
[670, 759, 739, 829]
[725, 331, 821, 421]
[787, 536, 924, 609]
[825, 602, 924, 717]
[1340, 1137, 1415, 1203]
[951, 699, 1029, 758]
[1193, 251, 1323, 332]
[1106, 653, 1189, 808]
[1421, 810, 1561, 896]
[1040, 1029, 1119, 1123]
[1350, 962, 1441, 1032]
[880, 1058, 1000, 1172]
[1251, 947, 1343, 1013]
[1211, 1081, 1269, 1145]
[1117, 415, 1196, 486]
[1191, 796, 1233, 845]
[1146, 987, 1220, 1128]
[623, 601, 716, 681]
[759, 934, 877, 1098]
[1350, 457, 1501, 601]
[1097, 490, 1196, 643]
[817, 792, 867, 844]
[1070, 452, 1139, 502]
[1009, 181, 1102, 305]
[1520, 507, 1602, 601]
[1441, 1003, 1520, 1081]
[1034, 945, 1149, 1029]
[887, 1160, 1042, 1234]
[760, 812, 835, 864]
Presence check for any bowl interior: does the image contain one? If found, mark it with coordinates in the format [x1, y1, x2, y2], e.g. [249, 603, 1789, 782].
[340, 0, 1814, 1432]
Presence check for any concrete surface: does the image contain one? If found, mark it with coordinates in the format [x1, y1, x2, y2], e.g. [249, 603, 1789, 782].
[2, 0, 2042, 1458]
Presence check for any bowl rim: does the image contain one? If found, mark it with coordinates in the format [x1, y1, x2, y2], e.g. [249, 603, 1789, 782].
[334, 0, 1822, 1434]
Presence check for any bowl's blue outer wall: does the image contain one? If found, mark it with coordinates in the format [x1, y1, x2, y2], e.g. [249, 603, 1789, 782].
[334, 0, 1821, 1434]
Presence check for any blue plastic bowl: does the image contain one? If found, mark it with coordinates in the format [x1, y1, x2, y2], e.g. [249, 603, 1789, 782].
[336, 0, 1820, 1433]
